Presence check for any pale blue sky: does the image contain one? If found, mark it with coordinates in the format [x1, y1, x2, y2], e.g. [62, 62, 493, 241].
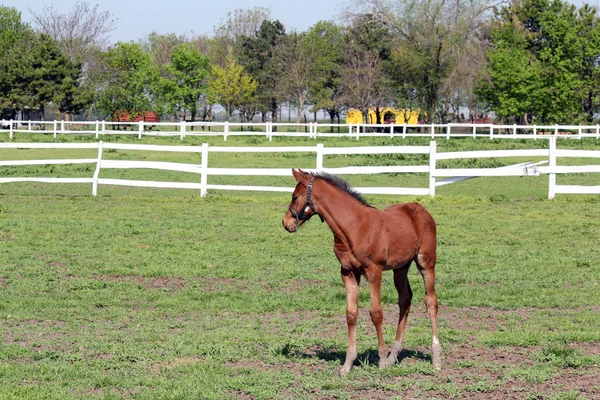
[4, 0, 597, 44]
[4, 0, 345, 43]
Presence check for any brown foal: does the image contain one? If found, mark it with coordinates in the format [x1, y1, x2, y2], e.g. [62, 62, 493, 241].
[282, 169, 442, 376]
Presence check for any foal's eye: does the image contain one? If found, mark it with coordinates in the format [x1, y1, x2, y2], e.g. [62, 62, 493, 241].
[292, 196, 298, 202]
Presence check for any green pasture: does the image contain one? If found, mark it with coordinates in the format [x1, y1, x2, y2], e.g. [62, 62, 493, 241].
[0, 133, 599, 399]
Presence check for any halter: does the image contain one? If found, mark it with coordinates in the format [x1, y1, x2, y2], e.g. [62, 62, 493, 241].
[289, 176, 324, 228]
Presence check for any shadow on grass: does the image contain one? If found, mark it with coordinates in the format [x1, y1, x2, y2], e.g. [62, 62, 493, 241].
[275, 343, 431, 367]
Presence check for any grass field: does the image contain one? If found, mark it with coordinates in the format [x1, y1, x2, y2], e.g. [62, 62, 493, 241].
[1, 133, 599, 399]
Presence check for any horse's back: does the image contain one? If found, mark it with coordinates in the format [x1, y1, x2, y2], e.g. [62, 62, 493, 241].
[384, 202, 435, 229]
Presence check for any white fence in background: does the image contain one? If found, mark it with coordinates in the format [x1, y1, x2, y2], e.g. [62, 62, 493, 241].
[2, 120, 600, 141]
[0, 137, 599, 199]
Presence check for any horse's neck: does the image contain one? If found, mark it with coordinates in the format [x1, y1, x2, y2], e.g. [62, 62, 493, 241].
[313, 185, 370, 242]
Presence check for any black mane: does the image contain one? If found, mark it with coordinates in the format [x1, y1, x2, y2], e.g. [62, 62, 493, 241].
[310, 172, 372, 207]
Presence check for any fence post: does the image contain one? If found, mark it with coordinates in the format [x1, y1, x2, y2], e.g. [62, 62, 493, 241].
[101, 120, 106, 135]
[489, 125, 494, 140]
[390, 123, 395, 139]
[554, 124, 558, 137]
[92, 141, 104, 196]
[54, 121, 58, 139]
[548, 135, 556, 200]
[533, 126, 537, 140]
[61, 120, 65, 133]
[513, 124, 517, 136]
[429, 140, 437, 197]
[596, 124, 599, 139]
[403, 123, 407, 139]
[316, 143, 324, 170]
[28, 120, 32, 132]
[225, 121, 230, 140]
[180, 120, 186, 140]
[430, 124, 435, 139]
[356, 124, 360, 140]
[200, 142, 209, 197]
[446, 125, 451, 140]
[138, 121, 143, 139]
[472, 124, 476, 139]
[9, 119, 13, 140]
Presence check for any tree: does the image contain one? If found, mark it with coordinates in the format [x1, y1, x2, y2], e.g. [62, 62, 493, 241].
[479, 0, 600, 124]
[26, 34, 83, 122]
[213, 6, 271, 67]
[351, 0, 501, 122]
[29, 1, 116, 63]
[235, 19, 286, 123]
[0, 6, 31, 119]
[344, 13, 394, 124]
[304, 21, 345, 128]
[95, 42, 160, 120]
[29, 2, 115, 121]
[339, 42, 389, 124]
[160, 43, 210, 125]
[207, 55, 258, 121]
[270, 32, 314, 124]
[142, 32, 186, 70]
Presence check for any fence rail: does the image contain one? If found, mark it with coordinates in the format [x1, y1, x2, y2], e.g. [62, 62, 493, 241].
[2, 120, 600, 141]
[0, 137, 598, 199]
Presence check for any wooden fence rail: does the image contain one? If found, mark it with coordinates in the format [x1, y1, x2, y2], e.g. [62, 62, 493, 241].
[0, 137, 598, 199]
[2, 120, 600, 141]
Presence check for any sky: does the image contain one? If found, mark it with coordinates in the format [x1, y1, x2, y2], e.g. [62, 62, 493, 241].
[5, 0, 346, 44]
[4, 0, 598, 44]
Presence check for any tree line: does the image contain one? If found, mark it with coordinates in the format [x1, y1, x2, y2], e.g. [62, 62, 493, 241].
[1, 0, 599, 126]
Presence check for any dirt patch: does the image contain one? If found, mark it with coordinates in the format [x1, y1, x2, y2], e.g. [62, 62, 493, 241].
[150, 356, 204, 375]
[95, 274, 187, 290]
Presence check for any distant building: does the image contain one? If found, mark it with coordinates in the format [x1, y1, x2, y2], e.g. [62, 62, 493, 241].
[345, 108, 420, 125]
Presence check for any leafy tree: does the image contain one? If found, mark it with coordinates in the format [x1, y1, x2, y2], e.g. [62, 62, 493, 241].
[26, 34, 83, 122]
[1, 7, 82, 124]
[160, 43, 210, 125]
[95, 42, 160, 120]
[235, 20, 286, 123]
[0, 6, 30, 119]
[479, 0, 600, 124]
[207, 55, 257, 121]
[304, 21, 345, 128]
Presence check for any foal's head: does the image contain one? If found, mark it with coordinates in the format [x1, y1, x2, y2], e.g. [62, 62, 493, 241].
[282, 169, 319, 233]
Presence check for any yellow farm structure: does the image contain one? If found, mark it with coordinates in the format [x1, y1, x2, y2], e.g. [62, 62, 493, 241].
[345, 108, 420, 125]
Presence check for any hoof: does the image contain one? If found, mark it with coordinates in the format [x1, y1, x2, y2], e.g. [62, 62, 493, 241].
[338, 364, 352, 376]
[379, 355, 396, 369]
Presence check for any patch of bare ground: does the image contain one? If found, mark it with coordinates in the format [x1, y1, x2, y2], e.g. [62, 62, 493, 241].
[230, 305, 600, 399]
[0, 277, 7, 287]
[94, 274, 187, 291]
[150, 357, 204, 375]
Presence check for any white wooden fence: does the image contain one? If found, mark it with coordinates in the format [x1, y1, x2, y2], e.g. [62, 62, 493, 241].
[0, 137, 598, 199]
[2, 120, 600, 141]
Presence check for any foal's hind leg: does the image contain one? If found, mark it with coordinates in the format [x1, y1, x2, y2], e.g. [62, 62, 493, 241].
[416, 254, 442, 370]
[382, 263, 412, 367]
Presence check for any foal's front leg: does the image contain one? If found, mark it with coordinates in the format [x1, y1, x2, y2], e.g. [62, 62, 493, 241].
[364, 267, 387, 368]
[339, 267, 360, 376]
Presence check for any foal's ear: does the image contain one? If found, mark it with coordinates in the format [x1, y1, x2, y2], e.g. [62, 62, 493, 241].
[292, 168, 310, 185]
